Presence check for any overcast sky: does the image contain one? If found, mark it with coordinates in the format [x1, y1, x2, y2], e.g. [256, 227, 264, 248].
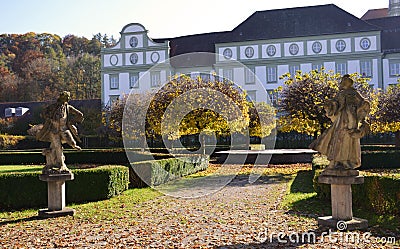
[0, 0, 387, 39]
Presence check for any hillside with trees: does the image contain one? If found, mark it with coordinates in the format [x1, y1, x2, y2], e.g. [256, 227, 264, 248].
[0, 32, 116, 102]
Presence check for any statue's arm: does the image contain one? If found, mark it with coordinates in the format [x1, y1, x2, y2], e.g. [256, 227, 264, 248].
[41, 105, 51, 119]
[68, 105, 84, 123]
[323, 99, 339, 120]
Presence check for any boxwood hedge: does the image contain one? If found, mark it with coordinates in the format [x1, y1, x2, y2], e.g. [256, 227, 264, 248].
[312, 157, 400, 215]
[0, 165, 129, 210]
[0, 149, 172, 165]
[312, 150, 400, 170]
[129, 155, 209, 188]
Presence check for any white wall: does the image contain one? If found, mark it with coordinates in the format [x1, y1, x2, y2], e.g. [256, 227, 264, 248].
[103, 70, 169, 105]
[371, 59, 379, 87]
[255, 66, 266, 86]
[124, 24, 145, 33]
[233, 67, 244, 86]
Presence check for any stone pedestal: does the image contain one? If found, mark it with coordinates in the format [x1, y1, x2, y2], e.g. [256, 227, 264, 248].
[38, 173, 75, 218]
[317, 169, 368, 231]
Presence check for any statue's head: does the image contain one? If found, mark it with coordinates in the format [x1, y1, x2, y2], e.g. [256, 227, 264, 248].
[340, 74, 354, 90]
[57, 91, 71, 103]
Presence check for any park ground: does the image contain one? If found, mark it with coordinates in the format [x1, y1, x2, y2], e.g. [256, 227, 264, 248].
[0, 163, 399, 248]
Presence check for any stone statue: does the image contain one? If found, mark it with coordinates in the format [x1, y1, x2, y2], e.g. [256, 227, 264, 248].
[36, 91, 84, 174]
[310, 75, 370, 170]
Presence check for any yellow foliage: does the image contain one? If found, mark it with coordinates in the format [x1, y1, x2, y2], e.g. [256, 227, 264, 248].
[278, 69, 375, 136]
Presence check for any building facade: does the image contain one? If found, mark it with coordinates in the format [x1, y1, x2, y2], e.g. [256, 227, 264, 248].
[101, 3, 400, 106]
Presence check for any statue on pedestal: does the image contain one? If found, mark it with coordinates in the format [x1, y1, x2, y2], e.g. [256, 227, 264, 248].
[310, 74, 370, 170]
[311, 75, 370, 230]
[36, 91, 84, 174]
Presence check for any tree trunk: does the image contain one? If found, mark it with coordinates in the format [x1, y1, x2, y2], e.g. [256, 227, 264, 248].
[141, 137, 146, 152]
[201, 134, 206, 155]
[245, 137, 250, 150]
[395, 131, 400, 148]
[313, 131, 319, 140]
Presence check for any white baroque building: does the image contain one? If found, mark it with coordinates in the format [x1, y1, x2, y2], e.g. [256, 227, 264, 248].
[101, 2, 400, 106]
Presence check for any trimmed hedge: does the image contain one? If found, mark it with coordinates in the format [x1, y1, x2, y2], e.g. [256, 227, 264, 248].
[67, 166, 129, 202]
[0, 149, 172, 165]
[312, 150, 400, 170]
[129, 155, 209, 188]
[361, 150, 400, 169]
[361, 145, 399, 152]
[0, 165, 129, 210]
[313, 170, 400, 215]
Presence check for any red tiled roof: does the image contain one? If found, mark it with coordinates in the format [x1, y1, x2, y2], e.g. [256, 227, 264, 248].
[361, 8, 388, 20]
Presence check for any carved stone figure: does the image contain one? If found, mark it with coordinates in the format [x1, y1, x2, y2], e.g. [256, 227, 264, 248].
[36, 91, 84, 174]
[310, 75, 370, 170]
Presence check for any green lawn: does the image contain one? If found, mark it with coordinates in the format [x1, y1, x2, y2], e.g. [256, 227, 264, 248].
[281, 169, 400, 234]
[2, 163, 398, 238]
[280, 170, 331, 215]
[0, 165, 43, 173]
[0, 187, 161, 223]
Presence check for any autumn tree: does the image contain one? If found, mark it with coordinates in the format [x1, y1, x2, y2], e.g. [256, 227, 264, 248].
[103, 92, 153, 151]
[278, 69, 372, 137]
[63, 53, 101, 99]
[249, 101, 276, 139]
[106, 75, 275, 151]
[0, 73, 19, 102]
[147, 75, 251, 152]
[371, 82, 400, 147]
[0, 32, 111, 102]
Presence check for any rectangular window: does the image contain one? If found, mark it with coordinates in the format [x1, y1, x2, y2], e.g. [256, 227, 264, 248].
[200, 73, 211, 82]
[336, 62, 347, 76]
[223, 68, 234, 81]
[109, 74, 119, 89]
[360, 61, 372, 77]
[247, 90, 257, 101]
[312, 63, 323, 71]
[129, 73, 139, 88]
[289, 65, 300, 78]
[267, 66, 277, 83]
[389, 62, 400, 77]
[151, 72, 161, 87]
[108, 95, 120, 107]
[267, 90, 279, 106]
[191, 72, 200, 80]
[245, 67, 255, 84]
[4, 108, 14, 117]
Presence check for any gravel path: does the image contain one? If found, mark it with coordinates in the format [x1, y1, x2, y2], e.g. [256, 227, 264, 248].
[0, 170, 397, 248]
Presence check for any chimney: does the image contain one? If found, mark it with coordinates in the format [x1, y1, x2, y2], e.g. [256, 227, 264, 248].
[389, 0, 400, 16]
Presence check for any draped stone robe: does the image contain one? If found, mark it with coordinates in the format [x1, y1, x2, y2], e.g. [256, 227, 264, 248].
[310, 87, 370, 169]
